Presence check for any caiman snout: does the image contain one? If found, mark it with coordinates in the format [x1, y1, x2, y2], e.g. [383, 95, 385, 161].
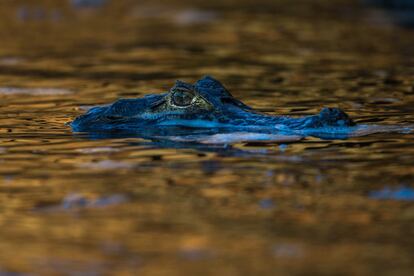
[318, 108, 355, 127]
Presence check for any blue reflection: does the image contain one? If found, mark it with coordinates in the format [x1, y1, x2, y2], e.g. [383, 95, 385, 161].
[34, 193, 128, 212]
[369, 186, 414, 201]
[364, 0, 414, 27]
[0, 269, 31, 276]
[70, 0, 108, 8]
[259, 199, 275, 209]
[178, 249, 211, 261]
[62, 193, 127, 209]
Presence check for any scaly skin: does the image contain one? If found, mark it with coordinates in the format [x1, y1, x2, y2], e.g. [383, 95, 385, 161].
[71, 76, 355, 135]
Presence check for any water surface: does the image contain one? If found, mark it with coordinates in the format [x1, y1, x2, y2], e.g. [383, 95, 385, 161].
[1, 0, 414, 275]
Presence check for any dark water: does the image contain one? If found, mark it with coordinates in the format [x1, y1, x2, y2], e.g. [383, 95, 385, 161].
[1, 0, 414, 275]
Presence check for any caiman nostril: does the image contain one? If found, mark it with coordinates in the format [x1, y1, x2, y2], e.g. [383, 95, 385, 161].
[319, 107, 355, 127]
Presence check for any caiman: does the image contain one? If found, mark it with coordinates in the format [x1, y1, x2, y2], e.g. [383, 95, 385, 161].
[71, 76, 410, 143]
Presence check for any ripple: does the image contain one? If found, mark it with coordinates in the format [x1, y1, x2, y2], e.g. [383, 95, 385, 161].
[174, 9, 218, 25]
[0, 268, 31, 276]
[0, 57, 23, 65]
[369, 186, 414, 201]
[0, 87, 72, 96]
[76, 147, 120, 153]
[167, 133, 303, 144]
[273, 243, 304, 258]
[259, 199, 275, 209]
[36, 193, 128, 212]
[70, 0, 108, 8]
[80, 160, 133, 169]
[63, 193, 127, 209]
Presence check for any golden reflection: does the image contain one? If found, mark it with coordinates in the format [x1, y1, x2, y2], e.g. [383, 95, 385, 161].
[0, 0, 414, 275]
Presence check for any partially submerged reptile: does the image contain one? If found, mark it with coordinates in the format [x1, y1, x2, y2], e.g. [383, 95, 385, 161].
[71, 76, 410, 143]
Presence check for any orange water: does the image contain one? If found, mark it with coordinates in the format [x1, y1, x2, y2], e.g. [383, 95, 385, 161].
[0, 0, 414, 275]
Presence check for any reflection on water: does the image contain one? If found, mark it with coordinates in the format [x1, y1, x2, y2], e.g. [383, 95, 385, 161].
[370, 186, 414, 201]
[0, 87, 72, 95]
[71, 0, 108, 9]
[366, 0, 414, 27]
[35, 193, 128, 212]
[0, 0, 414, 275]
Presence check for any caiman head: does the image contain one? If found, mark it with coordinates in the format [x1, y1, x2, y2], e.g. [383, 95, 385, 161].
[71, 76, 354, 133]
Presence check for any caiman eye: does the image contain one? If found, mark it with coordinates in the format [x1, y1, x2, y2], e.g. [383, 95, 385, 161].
[171, 89, 195, 107]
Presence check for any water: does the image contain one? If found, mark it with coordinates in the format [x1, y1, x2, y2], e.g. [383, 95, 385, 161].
[1, 0, 414, 275]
